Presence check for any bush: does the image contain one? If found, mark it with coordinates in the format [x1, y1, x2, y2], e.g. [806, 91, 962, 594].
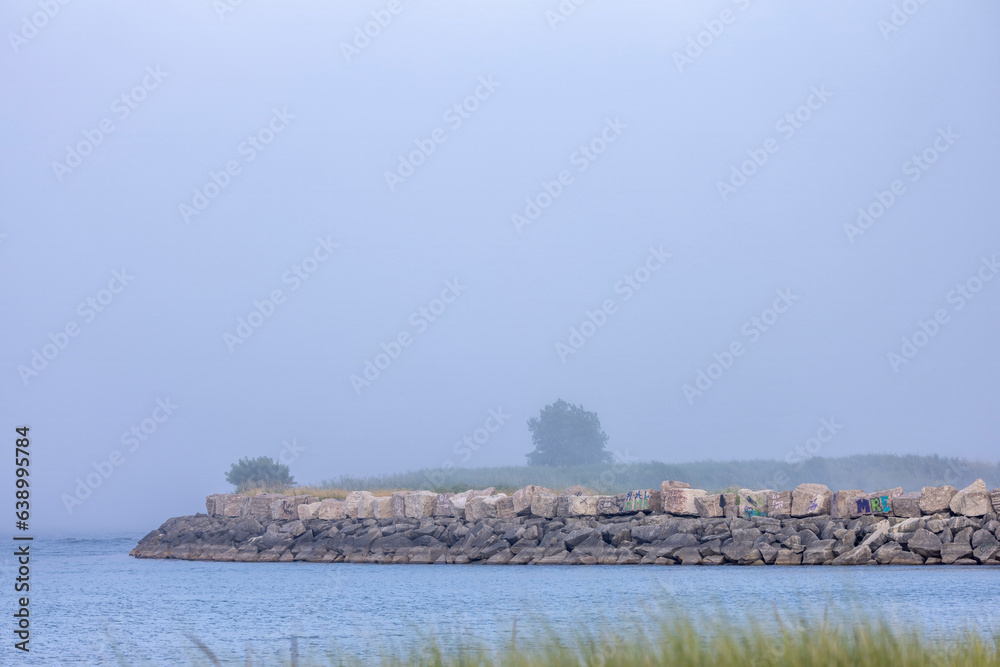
[225, 456, 294, 491]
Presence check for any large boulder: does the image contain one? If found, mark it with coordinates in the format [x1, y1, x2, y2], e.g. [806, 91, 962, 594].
[390, 492, 407, 518]
[317, 499, 346, 520]
[791, 483, 832, 517]
[222, 494, 250, 518]
[949, 479, 989, 517]
[720, 492, 739, 518]
[561, 495, 599, 517]
[991, 488, 1000, 514]
[484, 494, 515, 519]
[297, 501, 321, 521]
[972, 539, 999, 564]
[662, 488, 706, 516]
[919, 485, 957, 515]
[891, 492, 922, 518]
[205, 494, 226, 516]
[831, 544, 872, 566]
[596, 495, 623, 516]
[531, 492, 558, 518]
[512, 485, 552, 516]
[404, 491, 437, 518]
[432, 494, 453, 517]
[248, 493, 284, 522]
[802, 539, 837, 565]
[940, 543, 973, 564]
[357, 493, 378, 519]
[448, 495, 468, 520]
[344, 491, 374, 519]
[374, 496, 394, 519]
[270, 495, 317, 520]
[695, 494, 724, 518]
[833, 490, 865, 519]
[908, 529, 943, 558]
[767, 491, 792, 517]
[737, 489, 771, 518]
[661, 480, 691, 490]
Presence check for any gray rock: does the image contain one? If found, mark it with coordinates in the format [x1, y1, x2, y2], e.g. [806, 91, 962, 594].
[662, 488, 706, 516]
[695, 494, 724, 518]
[950, 479, 990, 517]
[832, 545, 872, 565]
[889, 551, 925, 565]
[873, 542, 902, 564]
[940, 543, 972, 564]
[802, 539, 836, 564]
[774, 549, 801, 565]
[972, 529, 993, 549]
[919, 485, 957, 515]
[908, 529, 943, 558]
[791, 483, 832, 518]
[972, 540, 999, 563]
[767, 491, 793, 517]
[891, 493, 922, 518]
[530, 493, 558, 519]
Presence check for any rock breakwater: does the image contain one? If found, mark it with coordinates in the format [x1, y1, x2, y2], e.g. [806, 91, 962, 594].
[131, 480, 1000, 565]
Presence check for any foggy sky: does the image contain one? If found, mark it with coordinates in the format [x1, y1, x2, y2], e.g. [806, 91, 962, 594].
[2, 1, 998, 536]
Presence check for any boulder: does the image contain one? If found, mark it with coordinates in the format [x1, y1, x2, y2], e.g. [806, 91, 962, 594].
[695, 494, 724, 519]
[791, 483, 832, 517]
[949, 479, 989, 517]
[357, 493, 378, 519]
[802, 539, 837, 564]
[831, 544, 871, 566]
[374, 496, 394, 519]
[889, 552, 925, 565]
[271, 495, 317, 521]
[484, 494, 516, 519]
[344, 491, 374, 519]
[738, 489, 771, 518]
[767, 491, 792, 517]
[859, 520, 890, 550]
[661, 480, 691, 490]
[465, 496, 487, 522]
[391, 492, 407, 518]
[891, 492, 922, 518]
[404, 491, 438, 519]
[774, 549, 802, 565]
[873, 542, 902, 564]
[972, 539, 999, 564]
[223, 494, 250, 518]
[620, 489, 654, 513]
[317, 499, 346, 520]
[662, 488, 706, 516]
[562, 495, 599, 517]
[833, 490, 865, 519]
[991, 488, 1000, 513]
[560, 485, 587, 496]
[720, 493, 739, 518]
[940, 543, 972, 564]
[432, 494, 453, 517]
[297, 501, 321, 521]
[531, 492, 558, 519]
[908, 529, 943, 558]
[512, 485, 552, 516]
[447, 495, 467, 520]
[248, 493, 284, 522]
[919, 485, 957, 515]
[205, 494, 226, 516]
[596, 495, 622, 516]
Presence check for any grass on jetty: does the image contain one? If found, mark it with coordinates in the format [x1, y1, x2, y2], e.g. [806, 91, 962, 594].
[183, 616, 1000, 667]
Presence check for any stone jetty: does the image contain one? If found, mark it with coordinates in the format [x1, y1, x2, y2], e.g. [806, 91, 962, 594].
[130, 480, 1000, 566]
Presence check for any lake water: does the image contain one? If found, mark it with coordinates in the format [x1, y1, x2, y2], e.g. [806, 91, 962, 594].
[6, 537, 1000, 665]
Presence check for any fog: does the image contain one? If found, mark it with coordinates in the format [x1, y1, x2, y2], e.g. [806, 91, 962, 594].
[2, 1, 998, 536]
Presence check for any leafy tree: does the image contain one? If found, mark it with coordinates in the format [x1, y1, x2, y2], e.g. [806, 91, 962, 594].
[526, 399, 611, 466]
[225, 456, 295, 491]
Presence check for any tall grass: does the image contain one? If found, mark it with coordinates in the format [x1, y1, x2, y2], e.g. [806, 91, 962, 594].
[189, 615, 1000, 666]
[310, 454, 998, 495]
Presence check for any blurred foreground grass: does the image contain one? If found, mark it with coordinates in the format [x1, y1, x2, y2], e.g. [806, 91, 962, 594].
[185, 616, 1000, 667]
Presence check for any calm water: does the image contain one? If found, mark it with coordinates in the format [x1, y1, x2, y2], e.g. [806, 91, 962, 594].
[5, 537, 999, 665]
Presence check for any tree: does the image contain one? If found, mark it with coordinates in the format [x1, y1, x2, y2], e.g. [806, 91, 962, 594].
[526, 399, 611, 466]
[225, 456, 295, 491]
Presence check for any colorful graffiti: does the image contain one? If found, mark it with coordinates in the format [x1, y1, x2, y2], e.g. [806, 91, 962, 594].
[623, 489, 650, 512]
[855, 495, 891, 516]
[742, 495, 766, 518]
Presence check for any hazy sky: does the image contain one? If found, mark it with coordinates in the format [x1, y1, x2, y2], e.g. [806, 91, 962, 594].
[2, 1, 998, 535]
